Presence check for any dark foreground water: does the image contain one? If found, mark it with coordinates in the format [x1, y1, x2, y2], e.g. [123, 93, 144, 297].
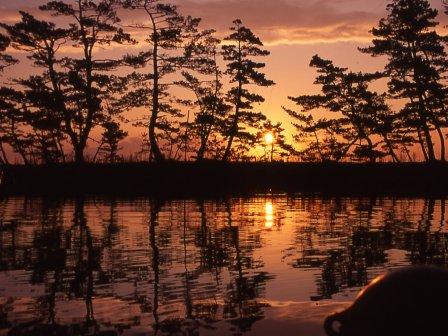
[0, 196, 447, 336]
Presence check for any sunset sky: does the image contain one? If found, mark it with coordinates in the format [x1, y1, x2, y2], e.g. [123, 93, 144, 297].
[1, 0, 447, 156]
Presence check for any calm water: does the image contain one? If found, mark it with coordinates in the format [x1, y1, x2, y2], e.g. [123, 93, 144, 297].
[0, 196, 447, 336]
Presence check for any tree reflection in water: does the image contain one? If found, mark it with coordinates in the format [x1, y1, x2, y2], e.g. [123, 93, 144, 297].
[222, 199, 273, 336]
[0, 196, 447, 335]
[287, 197, 448, 301]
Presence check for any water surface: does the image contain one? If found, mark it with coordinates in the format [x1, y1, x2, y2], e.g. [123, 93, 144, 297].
[0, 196, 447, 336]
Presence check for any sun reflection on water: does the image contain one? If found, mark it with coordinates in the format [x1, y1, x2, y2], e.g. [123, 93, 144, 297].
[265, 201, 274, 229]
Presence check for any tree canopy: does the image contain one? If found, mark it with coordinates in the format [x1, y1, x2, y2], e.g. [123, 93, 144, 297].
[1, 0, 448, 164]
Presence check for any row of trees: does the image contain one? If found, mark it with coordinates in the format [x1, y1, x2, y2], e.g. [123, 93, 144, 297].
[0, 0, 283, 164]
[1, 0, 448, 164]
[288, 0, 448, 163]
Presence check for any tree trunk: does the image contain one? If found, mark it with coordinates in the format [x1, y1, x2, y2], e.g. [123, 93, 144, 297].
[417, 129, 429, 162]
[197, 120, 216, 161]
[184, 110, 190, 162]
[148, 116, 164, 163]
[0, 142, 9, 165]
[415, 76, 436, 161]
[197, 139, 207, 161]
[74, 145, 85, 164]
[383, 135, 400, 163]
[149, 22, 164, 163]
[338, 137, 359, 162]
[223, 96, 241, 161]
[56, 137, 66, 163]
[223, 128, 236, 162]
[400, 142, 413, 162]
[420, 90, 445, 162]
[365, 136, 376, 163]
[197, 56, 221, 162]
[311, 130, 325, 162]
[223, 39, 243, 162]
[422, 125, 435, 162]
[435, 124, 446, 162]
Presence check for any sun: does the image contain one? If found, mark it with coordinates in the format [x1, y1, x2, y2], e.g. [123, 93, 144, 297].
[264, 132, 274, 145]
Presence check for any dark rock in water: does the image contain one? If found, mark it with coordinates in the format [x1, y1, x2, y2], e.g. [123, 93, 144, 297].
[324, 266, 448, 336]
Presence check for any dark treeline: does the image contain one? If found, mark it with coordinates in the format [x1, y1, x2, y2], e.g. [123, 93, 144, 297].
[1, 0, 448, 164]
[5, 162, 448, 196]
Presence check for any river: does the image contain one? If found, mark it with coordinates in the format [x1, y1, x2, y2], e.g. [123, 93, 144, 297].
[0, 196, 446, 335]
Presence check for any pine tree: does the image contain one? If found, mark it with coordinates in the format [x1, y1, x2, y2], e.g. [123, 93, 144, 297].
[0, 34, 17, 72]
[2, 3, 132, 163]
[0, 35, 18, 164]
[257, 120, 295, 162]
[34, 0, 132, 163]
[1, 12, 70, 163]
[177, 32, 230, 161]
[286, 55, 400, 163]
[285, 110, 351, 162]
[0, 87, 31, 164]
[120, 1, 206, 162]
[221, 19, 275, 161]
[94, 120, 128, 163]
[0, 84, 66, 165]
[360, 0, 448, 162]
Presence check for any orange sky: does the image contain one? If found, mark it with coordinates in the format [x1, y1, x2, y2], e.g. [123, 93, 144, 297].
[1, 0, 447, 158]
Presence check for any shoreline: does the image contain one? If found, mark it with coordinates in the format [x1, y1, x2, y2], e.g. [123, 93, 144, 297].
[1, 162, 448, 197]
